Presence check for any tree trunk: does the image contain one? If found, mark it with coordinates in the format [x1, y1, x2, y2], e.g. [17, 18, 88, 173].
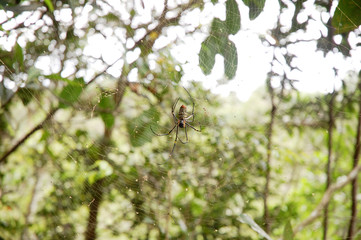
[85, 179, 104, 240]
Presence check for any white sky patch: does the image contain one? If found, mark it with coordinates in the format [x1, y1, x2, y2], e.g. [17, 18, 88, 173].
[35, 55, 61, 75]
[106, 59, 124, 78]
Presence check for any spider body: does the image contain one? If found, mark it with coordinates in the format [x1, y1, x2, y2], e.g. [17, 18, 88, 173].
[178, 105, 187, 128]
[151, 88, 201, 157]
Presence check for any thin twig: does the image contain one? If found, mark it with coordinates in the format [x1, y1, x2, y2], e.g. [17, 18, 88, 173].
[293, 163, 361, 235]
[0, 107, 58, 164]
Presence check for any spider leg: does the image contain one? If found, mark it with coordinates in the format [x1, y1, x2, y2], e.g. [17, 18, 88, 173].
[172, 98, 180, 112]
[172, 98, 180, 121]
[186, 122, 201, 132]
[183, 87, 196, 123]
[170, 125, 179, 157]
[178, 130, 188, 144]
[185, 113, 194, 123]
[190, 102, 195, 122]
[151, 124, 176, 136]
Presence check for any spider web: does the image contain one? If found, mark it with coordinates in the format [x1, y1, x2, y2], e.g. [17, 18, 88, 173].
[0, 0, 361, 239]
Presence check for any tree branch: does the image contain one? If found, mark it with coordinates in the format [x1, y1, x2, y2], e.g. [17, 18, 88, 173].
[293, 162, 361, 235]
[0, 107, 58, 164]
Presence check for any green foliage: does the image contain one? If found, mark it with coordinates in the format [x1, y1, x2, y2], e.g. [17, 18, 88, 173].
[332, 0, 361, 34]
[199, 0, 240, 79]
[223, 41, 237, 79]
[226, 0, 241, 34]
[1, 0, 361, 240]
[243, 0, 266, 20]
[199, 36, 217, 75]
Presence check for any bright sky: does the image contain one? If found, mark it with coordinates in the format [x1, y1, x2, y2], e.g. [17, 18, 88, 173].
[1, 0, 361, 101]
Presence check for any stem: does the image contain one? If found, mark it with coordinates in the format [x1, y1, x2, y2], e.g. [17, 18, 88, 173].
[322, 0, 335, 237]
[323, 92, 335, 240]
[264, 80, 277, 233]
[165, 170, 172, 240]
[346, 81, 361, 239]
[21, 168, 42, 240]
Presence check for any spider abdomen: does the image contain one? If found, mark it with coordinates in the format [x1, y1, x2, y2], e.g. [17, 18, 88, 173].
[178, 105, 187, 119]
[179, 120, 185, 128]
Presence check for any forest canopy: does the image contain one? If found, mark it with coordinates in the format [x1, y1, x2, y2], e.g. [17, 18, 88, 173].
[1, 0, 361, 239]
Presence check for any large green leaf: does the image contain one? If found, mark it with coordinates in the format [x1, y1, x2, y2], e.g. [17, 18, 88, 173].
[226, 0, 241, 34]
[243, 0, 266, 20]
[283, 221, 294, 240]
[210, 18, 229, 41]
[127, 107, 160, 147]
[332, 0, 361, 34]
[238, 213, 273, 240]
[199, 36, 218, 75]
[199, 0, 240, 79]
[222, 40, 238, 79]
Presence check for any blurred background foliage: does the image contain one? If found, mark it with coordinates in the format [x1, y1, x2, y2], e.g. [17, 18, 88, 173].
[0, 0, 361, 240]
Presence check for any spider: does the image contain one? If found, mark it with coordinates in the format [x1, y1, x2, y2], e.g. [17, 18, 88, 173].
[151, 87, 201, 157]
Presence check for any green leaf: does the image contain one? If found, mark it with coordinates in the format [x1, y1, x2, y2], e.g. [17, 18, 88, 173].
[59, 79, 84, 108]
[127, 107, 160, 147]
[14, 43, 24, 70]
[222, 40, 237, 79]
[199, 36, 218, 75]
[283, 221, 294, 240]
[238, 213, 273, 240]
[332, 0, 361, 34]
[211, 18, 227, 38]
[243, 0, 265, 20]
[46, 74, 75, 84]
[99, 94, 115, 128]
[44, 0, 54, 12]
[17, 88, 36, 106]
[104, 13, 120, 22]
[100, 112, 115, 129]
[226, 0, 241, 34]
